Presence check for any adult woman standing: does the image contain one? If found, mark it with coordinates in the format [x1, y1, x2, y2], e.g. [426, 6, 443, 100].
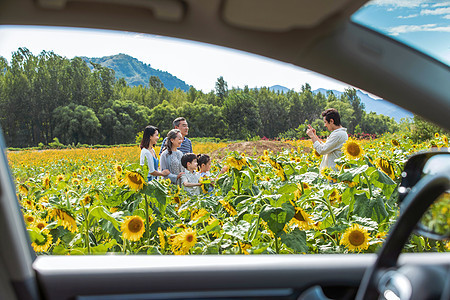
[160, 129, 185, 185]
[140, 125, 170, 182]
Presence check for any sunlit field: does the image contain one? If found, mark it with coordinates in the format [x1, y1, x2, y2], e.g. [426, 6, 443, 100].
[7, 135, 450, 255]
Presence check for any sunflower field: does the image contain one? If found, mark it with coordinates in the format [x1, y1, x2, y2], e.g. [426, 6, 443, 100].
[8, 134, 450, 255]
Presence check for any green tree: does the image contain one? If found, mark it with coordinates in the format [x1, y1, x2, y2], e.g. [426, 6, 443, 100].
[149, 75, 164, 93]
[53, 104, 101, 145]
[215, 76, 228, 106]
[222, 89, 261, 139]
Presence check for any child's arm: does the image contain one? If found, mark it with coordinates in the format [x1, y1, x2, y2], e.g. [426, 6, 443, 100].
[183, 181, 201, 187]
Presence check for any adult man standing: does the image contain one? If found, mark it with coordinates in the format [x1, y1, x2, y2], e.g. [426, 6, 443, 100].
[160, 117, 193, 154]
[306, 108, 348, 171]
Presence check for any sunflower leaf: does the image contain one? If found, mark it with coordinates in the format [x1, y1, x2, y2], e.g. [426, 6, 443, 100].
[89, 206, 120, 231]
[280, 228, 308, 253]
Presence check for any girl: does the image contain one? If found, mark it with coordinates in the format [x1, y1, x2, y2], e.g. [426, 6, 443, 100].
[140, 125, 170, 182]
[160, 129, 185, 185]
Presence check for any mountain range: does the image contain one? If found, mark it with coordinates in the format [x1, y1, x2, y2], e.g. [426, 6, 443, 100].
[269, 86, 413, 122]
[80, 54, 191, 91]
[81, 54, 412, 121]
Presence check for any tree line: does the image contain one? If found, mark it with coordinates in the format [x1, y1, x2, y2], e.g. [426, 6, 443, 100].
[0, 48, 400, 148]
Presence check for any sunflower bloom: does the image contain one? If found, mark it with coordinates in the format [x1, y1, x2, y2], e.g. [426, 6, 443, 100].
[340, 223, 371, 252]
[172, 227, 197, 255]
[391, 139, 400, 147]
[114, 164, 123, 174]
[56, 174, 65, 183]
[121, 216, 145, 241]
[80, 194, 92, 206]
[191, 208, 209, 221]
[42, 175, 50, 189]
[18, 184, 29, 195]
[32, 230, 53, 253]
[342, 139, 364, 160]
[219, 200, 237, 216]
[290, 207, 315, 230]
[72, 178, 80, 186]
[36, 220, 48, 230]
[124, 171, 145, 191]
[51, 209, 78, 232]
[157, 227, 166, 249]
[226, 156, 246, 170]
[24, 214, 35, 225]
[435, 132, 440, 138]
[376, 157, 396, 180]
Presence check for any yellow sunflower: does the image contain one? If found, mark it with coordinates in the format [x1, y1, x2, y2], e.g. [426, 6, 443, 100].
[157, 227, 166, 249]
[80, 194, 92, 206]
[342, 138, 364, 160]
[24, 213, 35, 225]
[376, 157, 396, 180]
[219, 200, 237, 216]
[56, 174, 65, 183]
[391, 139, 400, 147]
[172, 227, 197, 255]
[290, 207, 315, 230]
[42, 175, 50, 189]
[36, 220, 48, 230]
[443, 135, 448, 146]
[226, 156, 247, 170]
[22, 198, 34, 209]
[51, 209, 78, 232]
[32, 230, 53, 253]
[435, 132, 440, 138]
[313, 149, 321, 158]
[121, 215, 145, 241]
[72, 178, 80, 186]
[191, 208, 209, 221]
[114, 164, 123, 174]
[340, 223, 371, 252]
[124, 171, 145, 191]
[82, 177, 90, 185]
[18, 184, 28, 195]
[329, 189, 341, 206]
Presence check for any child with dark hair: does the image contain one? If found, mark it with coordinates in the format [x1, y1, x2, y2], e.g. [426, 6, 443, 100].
[180, 153, 202, 196]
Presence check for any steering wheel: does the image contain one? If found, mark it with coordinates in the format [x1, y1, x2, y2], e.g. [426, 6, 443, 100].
[355, 172, 450, 300]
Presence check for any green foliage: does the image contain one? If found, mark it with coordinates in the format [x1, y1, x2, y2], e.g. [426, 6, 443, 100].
[0, 48, 428, 149]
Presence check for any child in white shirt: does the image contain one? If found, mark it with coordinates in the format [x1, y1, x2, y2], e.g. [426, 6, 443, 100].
[180, 153, 202, 196]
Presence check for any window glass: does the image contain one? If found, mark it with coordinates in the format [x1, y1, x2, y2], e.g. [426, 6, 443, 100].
[1, 24, 448, 256]
[352, 0, 450, 66]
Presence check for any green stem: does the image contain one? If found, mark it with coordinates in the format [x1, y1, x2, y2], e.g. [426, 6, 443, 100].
[274, 234, 279, 254]
[144, 194, 150, 242]
[82, 205, 90, 254]
[362, 172, 373, 198]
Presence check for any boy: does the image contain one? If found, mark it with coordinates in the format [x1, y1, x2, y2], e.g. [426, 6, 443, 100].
[180, 153, 202, 196]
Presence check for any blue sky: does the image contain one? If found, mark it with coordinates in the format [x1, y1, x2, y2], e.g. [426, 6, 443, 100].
[0, 0, 448, 94]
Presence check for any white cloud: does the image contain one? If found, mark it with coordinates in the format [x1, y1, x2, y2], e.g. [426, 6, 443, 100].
[367, 0, 427, 8]
[397, 14, 419, 18]
[444, 14, 450, 19]
[421, 7, 450, 15]
[388, 23, 450, 35]
[432, 1, 450, 7]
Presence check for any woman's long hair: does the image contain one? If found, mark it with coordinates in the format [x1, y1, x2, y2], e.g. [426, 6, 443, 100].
[163, 129, 181, 155]
[140, 125, 159, 149]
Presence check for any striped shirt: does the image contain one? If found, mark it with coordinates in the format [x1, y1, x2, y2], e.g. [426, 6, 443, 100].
[159, 137, 192, 155]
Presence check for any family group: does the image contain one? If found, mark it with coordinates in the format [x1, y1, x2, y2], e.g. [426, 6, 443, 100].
[139, 117, 221, 196]
[139, 108, 348, 196]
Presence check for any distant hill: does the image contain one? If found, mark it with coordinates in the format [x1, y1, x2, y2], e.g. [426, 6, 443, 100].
[313, 88, 413, 122]
[270, 85, 412, 121]
[269, 85, 291, 93]
[80, 53, 191, 91]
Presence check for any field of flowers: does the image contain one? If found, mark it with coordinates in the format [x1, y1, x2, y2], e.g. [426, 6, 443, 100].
[7, 134, 450, 255]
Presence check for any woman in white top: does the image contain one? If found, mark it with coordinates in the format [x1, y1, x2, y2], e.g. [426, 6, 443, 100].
[139, 125, 170, 182]
[160, 129, 185, 185]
